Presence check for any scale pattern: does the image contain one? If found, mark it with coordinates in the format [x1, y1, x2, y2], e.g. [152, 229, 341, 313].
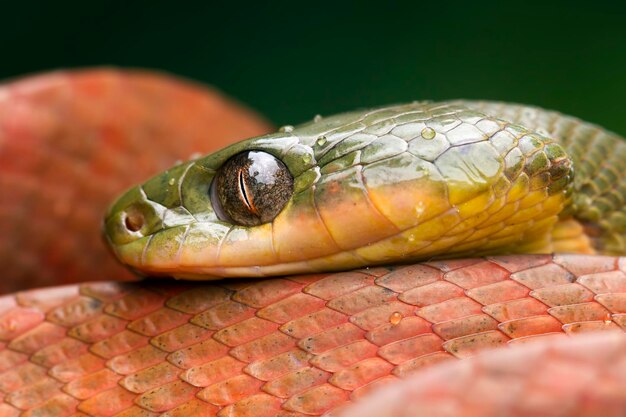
[1, 254, 625, 416]
[342, 332, 626, 417]
[466, 101, 626, 253]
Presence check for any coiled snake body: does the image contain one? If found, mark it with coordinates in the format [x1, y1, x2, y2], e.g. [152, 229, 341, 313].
[0, 70, 625, 417]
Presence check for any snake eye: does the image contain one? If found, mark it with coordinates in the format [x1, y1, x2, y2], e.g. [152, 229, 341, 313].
[210, 151, 294, 227]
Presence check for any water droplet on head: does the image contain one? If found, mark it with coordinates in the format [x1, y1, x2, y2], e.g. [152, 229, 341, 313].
[279, 125, 294, 133]
[168, 178, 175, 186]
[302, 153, 312, 163]
[414, 201, 425, 217]
[314, 114, 323, 123]
[316, 135, 327, 146]
[389, 311, 403, 325]
[421, 127, 436, 140]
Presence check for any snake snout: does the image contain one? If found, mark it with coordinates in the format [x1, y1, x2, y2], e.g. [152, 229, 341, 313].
[103, 185, 164, 246]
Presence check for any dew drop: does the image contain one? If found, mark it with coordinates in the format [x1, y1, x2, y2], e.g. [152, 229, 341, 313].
[604, 313, 613, 324]
[279, 125, 294, 133]
[168, 178, 176, 186]
[314, 114, 323, 123]
[414, 201, 425, 217]
[408, 234, 416, 243]
[389, 311, 403, 325]
[421, 127, 436, 140]
[302, 153, 312, 163]
[316, 135, 328, 146]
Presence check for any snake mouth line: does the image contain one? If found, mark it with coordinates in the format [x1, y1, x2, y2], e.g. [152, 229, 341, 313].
[126, 190, 559, 280]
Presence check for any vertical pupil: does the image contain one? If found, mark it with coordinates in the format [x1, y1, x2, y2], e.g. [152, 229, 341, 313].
[211, 151, 294, 226]
[238, 168, 254, 213]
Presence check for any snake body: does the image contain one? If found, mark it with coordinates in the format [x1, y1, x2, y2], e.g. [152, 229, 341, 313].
[1, 70, 625, 416]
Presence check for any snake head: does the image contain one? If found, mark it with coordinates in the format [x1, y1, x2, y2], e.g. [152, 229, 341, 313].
[104, 102, 573, 280]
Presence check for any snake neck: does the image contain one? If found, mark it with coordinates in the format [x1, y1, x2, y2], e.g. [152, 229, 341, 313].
[463, 100, 626, 255]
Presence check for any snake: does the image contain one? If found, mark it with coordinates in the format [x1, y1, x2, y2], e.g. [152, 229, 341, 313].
[0, 69, 625, 417]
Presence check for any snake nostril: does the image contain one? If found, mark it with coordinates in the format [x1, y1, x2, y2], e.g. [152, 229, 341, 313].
[124, 211, 145, 232]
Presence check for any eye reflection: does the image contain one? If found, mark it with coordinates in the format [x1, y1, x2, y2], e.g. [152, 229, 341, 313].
[210, 151, 294, 226]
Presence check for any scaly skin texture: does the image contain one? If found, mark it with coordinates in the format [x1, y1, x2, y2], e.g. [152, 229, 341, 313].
[341, 332, 626, 417]
[0, 69, 272, 293]
[1, 70, 625, 416]
[104, 100, 626, 279]
[465, 101, 626, 253]
[1, 254, 625, 416]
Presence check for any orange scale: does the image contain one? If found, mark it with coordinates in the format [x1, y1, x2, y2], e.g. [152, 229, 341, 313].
[548, 302, 612, 324]
[442, 330, 510, 358]
[444, 261, 510, 289]
[191, 301, 256, 331]
[417, 297, 483, 323]
[232, 279, 305, 309]
[577, 270, 626, 294]
[530, 283, 595, 307]
[150, 323, 213, 353]
[90, 330, 149, 359]
[399, 281, 465, 307]
[283, 383, 349, 415]
[366, 316, 432, 347]
[378, 333, 444, 365]
[182, 356, 245, 388]
[563, 321, 621, 334]
[167, 339, 229, 370]
[466, 280, 530, 305]
[280, 309, 348, 340]
[64, 368, 121, 400]
[165, 286, 233, 315]
[297, 323, 364, 355]
[213, 317, 278, 347]
[432, 314, 500, 340]
[328, 357, 393, 391]
[257, 293, 326, 324]
[77, 386, 136, 417]
[229, 332, 296, 363]
[350, 301, 415, 331]
[135, 380, 199, 413]
[120, 362, 180, 394]
[498, 315, 564, 339]
[69, 315, 128, 343]
[482, 297, 549, 322]
[310, 340, 378, 373]
[245, 349, 311, 382]
[0, 362, 47, 392]
[219, 393, 284, 417]
[30, 337, 88, 368]
[160, 398, 219, 417]
[374, 264, 442, 293]
[107, 345, 167, 375]
[392, 351, 455, 378]
[263, 367, 331, 399]
[327, 286, 397, 316]
[128, 307, 190, 337]
[197, 374, 263, 406]
[104, 289, 165, 320]
[49, 353, 105, 383]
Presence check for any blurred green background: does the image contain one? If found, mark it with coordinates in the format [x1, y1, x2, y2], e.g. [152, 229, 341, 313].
[2, 1, 625, 132]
